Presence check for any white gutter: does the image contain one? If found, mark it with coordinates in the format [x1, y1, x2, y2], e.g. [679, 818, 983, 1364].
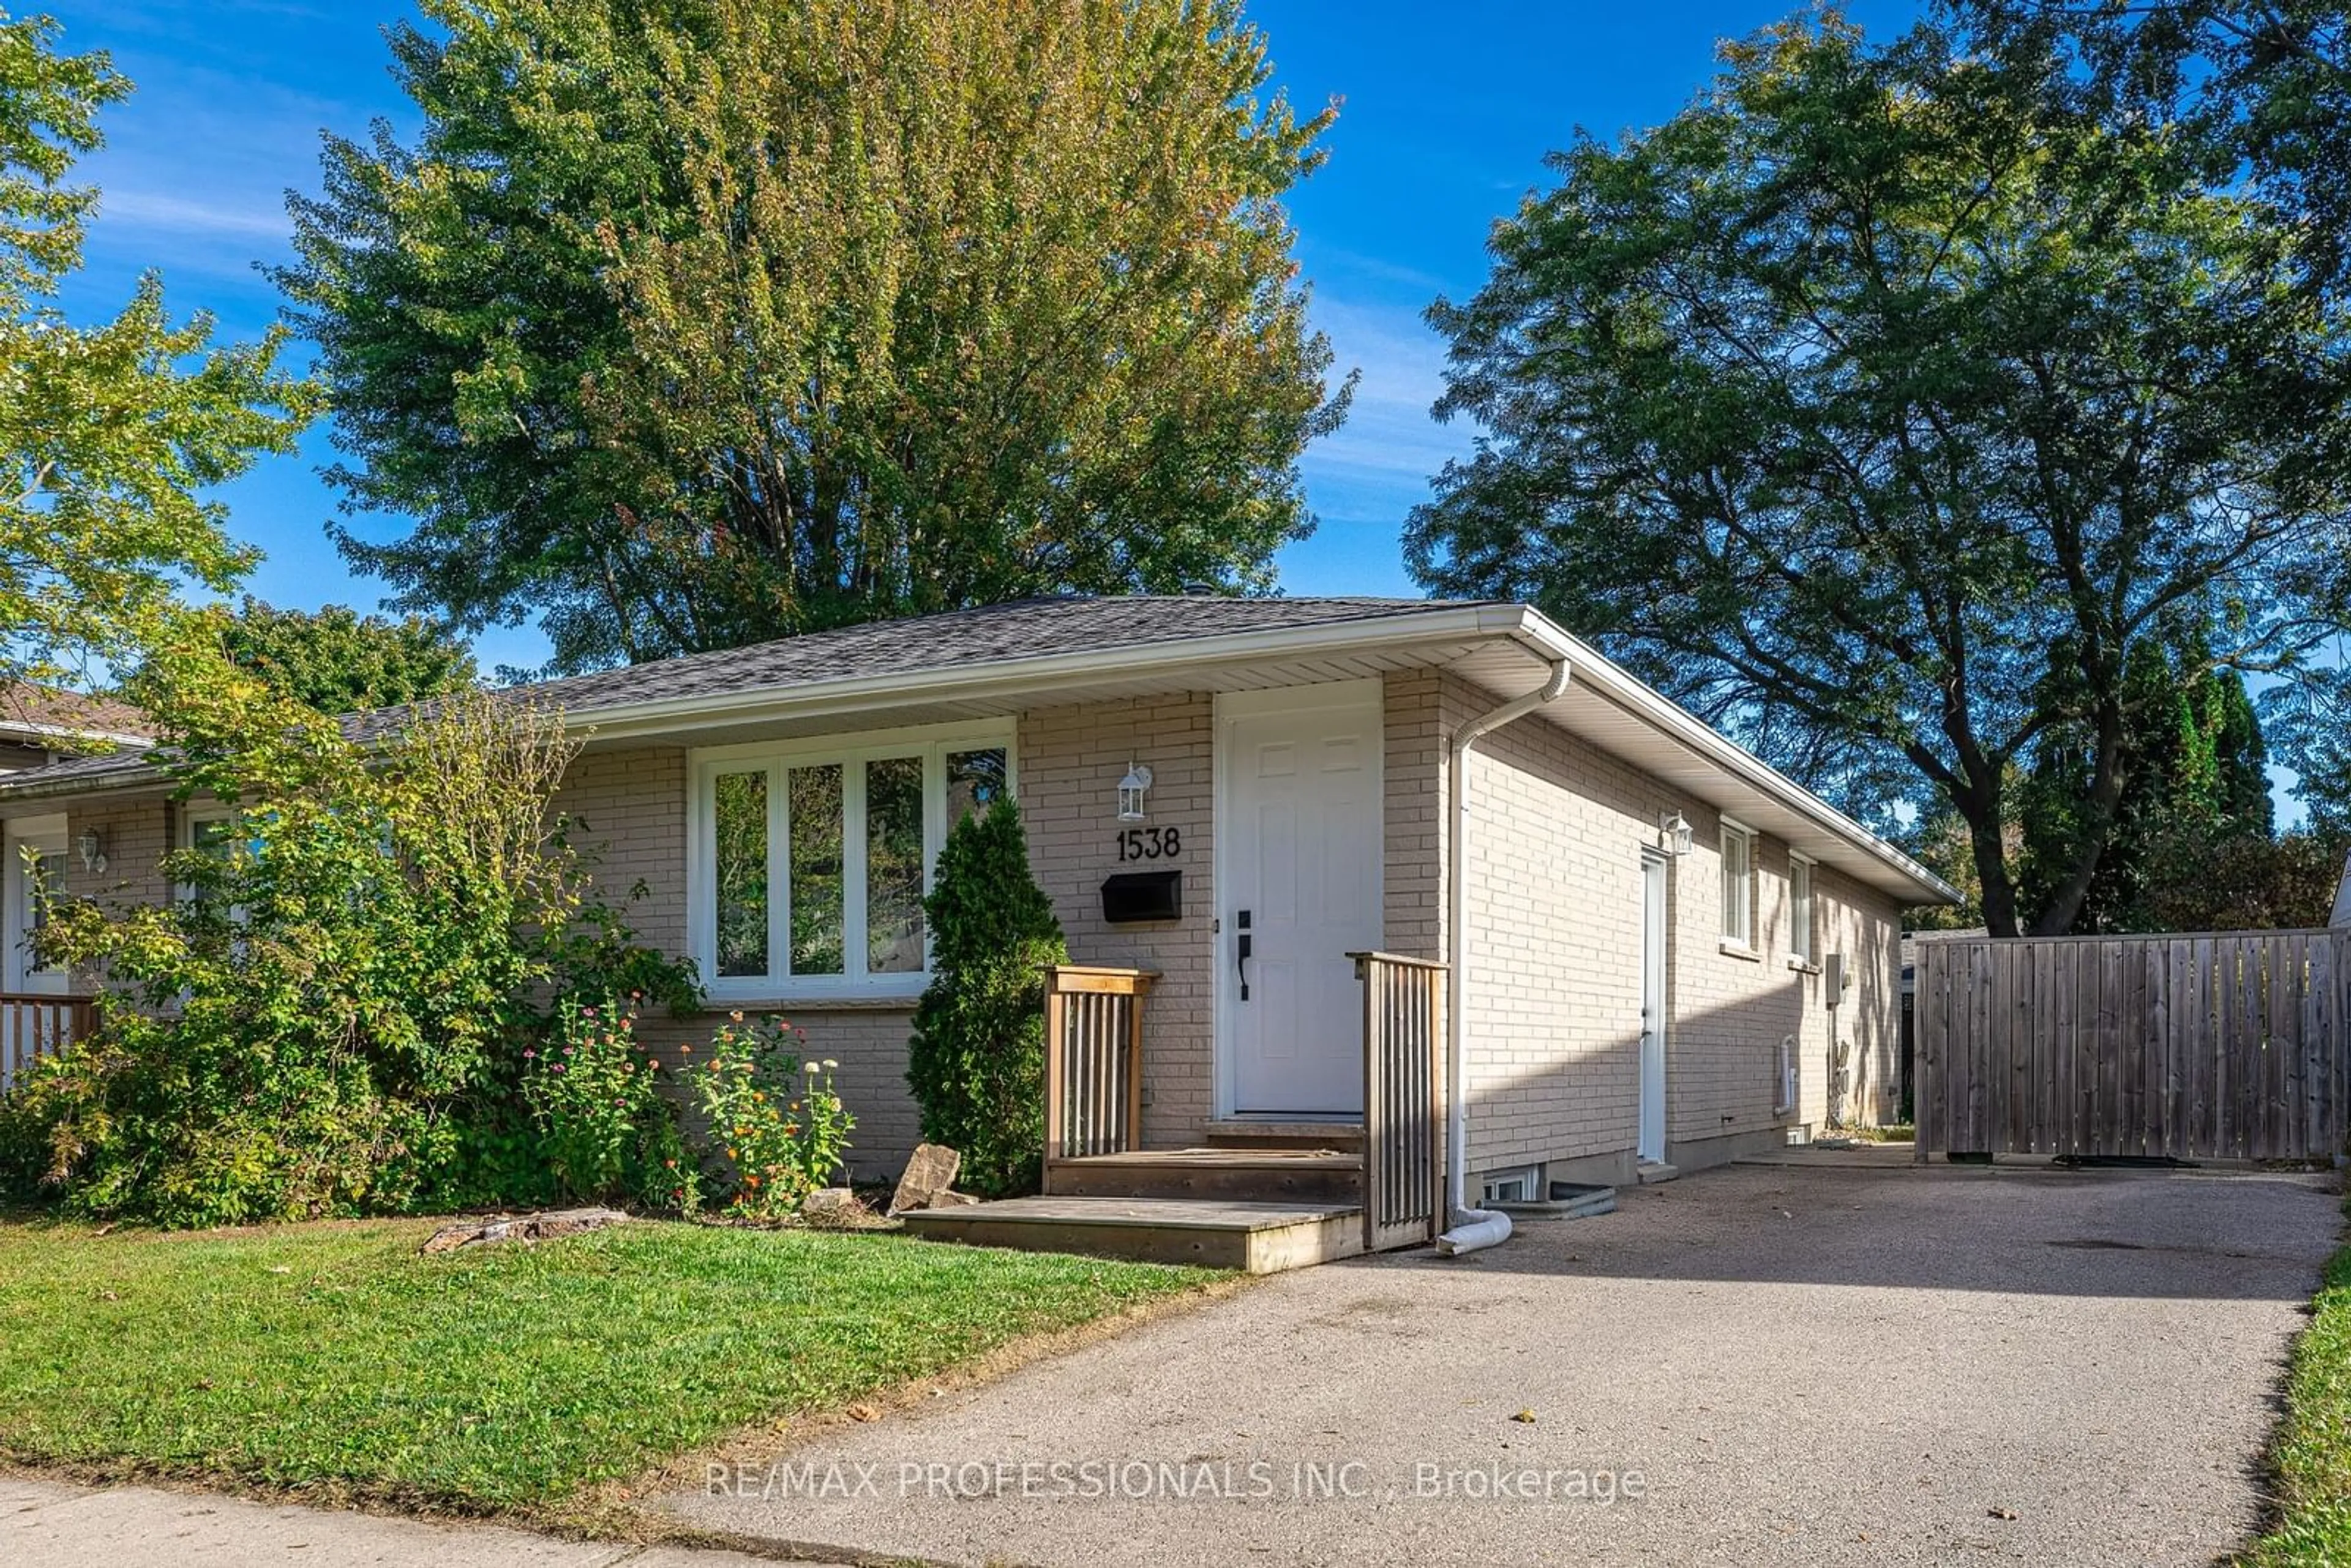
[1436, 653, 1572, 1258]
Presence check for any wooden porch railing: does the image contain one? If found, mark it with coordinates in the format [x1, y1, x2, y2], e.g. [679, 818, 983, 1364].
[1351, 952, 1445, 1250]
[1044, 966, 1157, 1163]
[0, 992, 96, 1092]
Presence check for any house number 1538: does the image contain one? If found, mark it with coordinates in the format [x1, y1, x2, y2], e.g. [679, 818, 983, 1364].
[1116, 827, 1182, 861]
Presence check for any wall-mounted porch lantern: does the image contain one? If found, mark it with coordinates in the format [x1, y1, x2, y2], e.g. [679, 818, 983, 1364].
[76, 826, 106, 875]
[1659, 810, 1693, 858]
[1117, 762, 1153, 822]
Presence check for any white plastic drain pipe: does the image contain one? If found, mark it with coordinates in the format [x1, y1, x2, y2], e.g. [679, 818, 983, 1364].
[1436, 654, 1572, 1258]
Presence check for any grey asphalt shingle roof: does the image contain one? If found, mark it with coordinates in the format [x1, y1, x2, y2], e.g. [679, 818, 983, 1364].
[0, 596, 1498, 797]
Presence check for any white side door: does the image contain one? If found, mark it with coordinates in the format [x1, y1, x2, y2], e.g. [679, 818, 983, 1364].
[1217, 682, 1384, 1118]
[1638, 849, 1668, 1163]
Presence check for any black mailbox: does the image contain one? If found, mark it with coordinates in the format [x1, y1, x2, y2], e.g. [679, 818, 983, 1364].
[1101, 870, 1182, 924]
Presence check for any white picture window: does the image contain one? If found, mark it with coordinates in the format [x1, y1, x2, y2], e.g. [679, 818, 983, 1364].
[1789, 853, 1816, 966]
[1720, 819, 1755, 948]
[691, 729, 1011, 999]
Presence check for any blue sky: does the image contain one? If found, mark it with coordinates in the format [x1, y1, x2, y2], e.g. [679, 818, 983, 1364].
[45, 0, 1927, 674]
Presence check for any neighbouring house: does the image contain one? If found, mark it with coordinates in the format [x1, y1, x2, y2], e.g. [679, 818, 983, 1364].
[2333, 849, 2350, 928]
[0, 685, 148, 1084]
[0, 598, 1957, 1262]
[0, 684, 149, 776]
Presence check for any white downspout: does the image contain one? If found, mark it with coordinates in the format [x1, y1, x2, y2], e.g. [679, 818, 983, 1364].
[1435, 655, 1572, 1258]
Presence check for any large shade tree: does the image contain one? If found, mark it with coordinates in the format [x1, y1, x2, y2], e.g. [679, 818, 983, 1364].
[0, 12, 313, 692]
[282, 0, 1349, 674]
[214, 597, 478, 716]
[1958, 2, 2351, 835]
[1404, 14, 2351, 937]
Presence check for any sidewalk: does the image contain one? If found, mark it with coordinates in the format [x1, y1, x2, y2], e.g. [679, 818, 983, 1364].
[2, 1475, 823, 1568]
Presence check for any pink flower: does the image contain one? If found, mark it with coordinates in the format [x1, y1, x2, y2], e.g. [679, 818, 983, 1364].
[523, 1048, 536, 1059]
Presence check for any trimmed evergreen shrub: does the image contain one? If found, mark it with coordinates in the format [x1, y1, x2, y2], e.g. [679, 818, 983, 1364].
[906, 796, 1066, 1196]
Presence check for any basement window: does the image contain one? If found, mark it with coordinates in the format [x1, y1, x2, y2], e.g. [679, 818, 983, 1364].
[1481, 1166, 1543, 1205]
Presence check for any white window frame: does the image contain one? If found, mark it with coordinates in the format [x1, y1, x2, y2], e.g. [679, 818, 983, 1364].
[1719, 816, 1755, 950]
[1480, 1165, 1543, 1205]
[1788, 852, 1817, 967]
[685, 721, 1016, 1003]
[177, 800, 240, 899]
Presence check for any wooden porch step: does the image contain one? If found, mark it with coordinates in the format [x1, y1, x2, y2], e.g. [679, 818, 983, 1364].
[899, 1195, 1367, 1274]
[1202, 1119, 1366, 1152]
[1044, 1147, 1363, 1203]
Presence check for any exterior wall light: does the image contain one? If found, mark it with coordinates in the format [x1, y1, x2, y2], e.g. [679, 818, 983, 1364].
[1117, 763, 1153, 823]
[1660, 811, 1693, 858]
[76, 826, 106, 875]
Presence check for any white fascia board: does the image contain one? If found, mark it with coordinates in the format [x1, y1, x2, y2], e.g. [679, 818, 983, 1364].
[1500, 608, 1963, 908]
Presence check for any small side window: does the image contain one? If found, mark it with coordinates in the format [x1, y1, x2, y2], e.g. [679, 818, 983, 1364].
[1720, 820, 1755, 947]
[1789, 855, 1816, 966]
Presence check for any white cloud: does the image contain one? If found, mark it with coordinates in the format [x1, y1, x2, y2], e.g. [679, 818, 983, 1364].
[1302, 294, 1476, 495]
[99, 189, 291, 242]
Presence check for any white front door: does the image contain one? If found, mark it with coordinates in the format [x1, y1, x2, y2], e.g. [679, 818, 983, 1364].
[1217, 681, 1384, 1118]
[4, 816, 68, 996]
[1638, 849, 1668, 1163]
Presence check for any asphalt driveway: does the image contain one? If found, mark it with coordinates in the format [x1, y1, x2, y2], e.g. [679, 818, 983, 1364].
[661, 1154, 2341, 1567]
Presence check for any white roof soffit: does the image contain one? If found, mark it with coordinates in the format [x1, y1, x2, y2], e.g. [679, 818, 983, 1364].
[1494, 612, 1959, 907]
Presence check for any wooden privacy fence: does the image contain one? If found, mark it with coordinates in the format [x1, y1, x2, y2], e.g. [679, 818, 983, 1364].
[1915, 930, 2351, 1161]
[1352, 951, 1445, 1250]
[1043, 966, 1155, 1163]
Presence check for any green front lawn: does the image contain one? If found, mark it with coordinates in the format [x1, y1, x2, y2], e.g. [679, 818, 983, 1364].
[2242, 1228, 2351, 1564]
[0, 1215, 1215, 1518]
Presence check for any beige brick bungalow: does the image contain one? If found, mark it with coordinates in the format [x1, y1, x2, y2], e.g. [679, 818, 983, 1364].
[0, 598, 1956, 1266]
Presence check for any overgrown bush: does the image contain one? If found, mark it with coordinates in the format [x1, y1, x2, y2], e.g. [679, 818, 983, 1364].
[689, 1012, 853, 1218]
[0, 623, 701, 1223]
[906, 796, 1065, 1197]
[523, 1000, 696, 1210]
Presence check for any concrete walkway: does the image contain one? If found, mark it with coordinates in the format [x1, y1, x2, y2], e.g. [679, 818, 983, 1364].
[660, 1158, 2342, 1567]
[1, 1474, 812, 1567]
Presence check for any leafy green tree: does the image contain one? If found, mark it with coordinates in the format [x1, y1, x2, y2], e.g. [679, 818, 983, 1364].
[1959, 3, 2351, 287]
[0, 13, 313, 691]
[2017, 625, 2273, 931]
[906, 796, 1065, 1198]
[216, 596, 476, 715]
[281, 0, 1348, 673]
[1405, 13, 2351, 937]
[0, 616, 692, 1223]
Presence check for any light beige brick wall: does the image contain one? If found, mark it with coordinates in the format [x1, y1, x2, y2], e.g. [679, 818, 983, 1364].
[1423, 671, 1905, 1182]
[1382, 670, 1447, 962]
[555, 746, 925, 1179]
[56, 794, 173, 996]
[1016, 694, 1213, 1147]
